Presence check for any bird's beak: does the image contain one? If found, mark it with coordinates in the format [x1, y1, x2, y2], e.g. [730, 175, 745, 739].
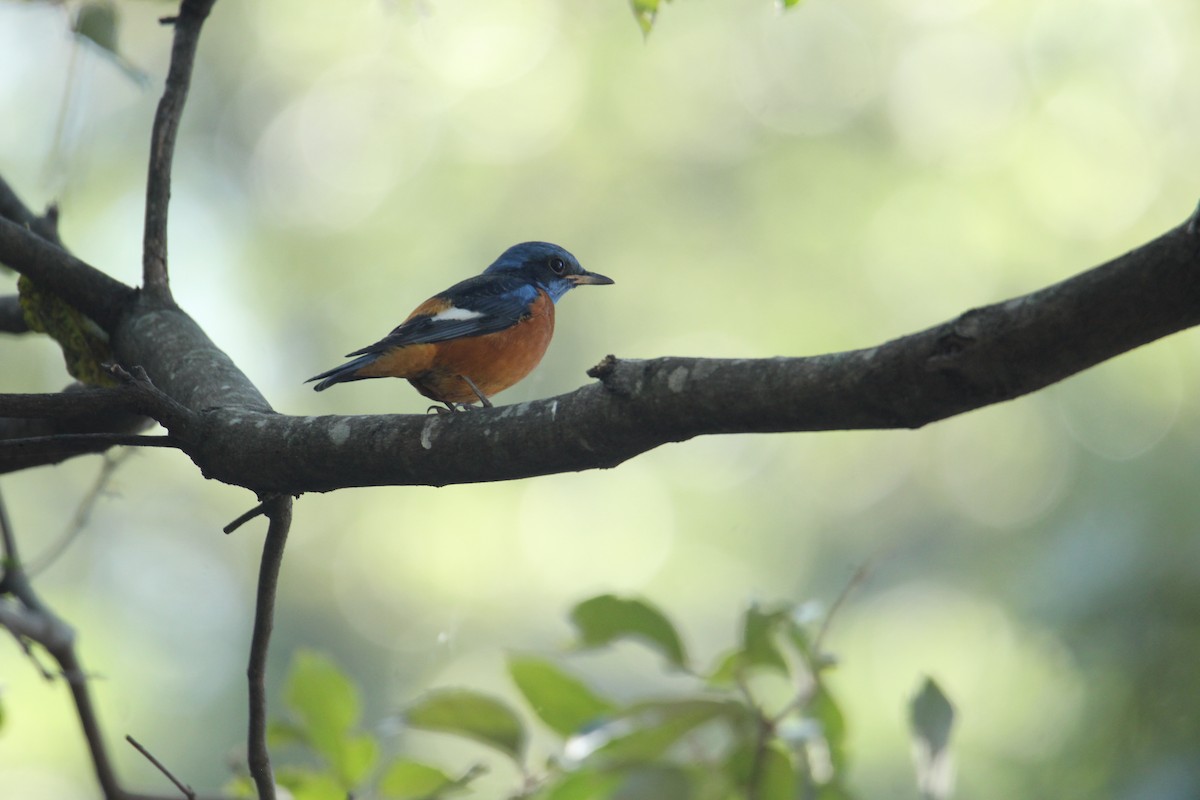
[568, 270, 614, 286]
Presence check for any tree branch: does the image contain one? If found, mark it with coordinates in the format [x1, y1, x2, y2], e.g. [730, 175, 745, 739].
[112, 304, 272, 413]
[0, 175, 132, 331]
[2, 431, 176, 454]
[0, 486, 124, 800]
[138, 214, 1198, 494]
[0, 489, 225, 800]
[143, 0, 218, 301]
[0, 216, 135, 333]
[0, 385, 169, 420]
[245, 495, 292, 800]
[0, 422, 149, 472]
[0, 175, 64, 248]
[126, 735, 197, 800]
[27, 450, 134, 575]
[0, 378, 191, 473]
[0, 295, 29, 333]
[5, 188, 1199, 496]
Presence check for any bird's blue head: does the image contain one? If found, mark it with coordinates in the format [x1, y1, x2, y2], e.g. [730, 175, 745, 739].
[484, 241, 613, 302]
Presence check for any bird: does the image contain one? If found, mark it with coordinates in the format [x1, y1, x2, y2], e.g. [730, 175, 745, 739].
[307, 242, 613, 411]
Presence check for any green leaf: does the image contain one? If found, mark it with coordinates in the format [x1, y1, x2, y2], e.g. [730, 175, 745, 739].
[706, 649, 742, 686]
[379, 758, 482, 799]
[285, 650, 360, 741]
[535, 766, 690, 800]
[588, 699, 747, 764]
[69, 0, 148, 85]
[275, 767, 345, 800]
[909, 677, 955, 757]
[628, 0, 660, 35]
[74, 1, 118, 55]
[508, 655, 616, 737]
[266, 719, 308, 748]
[709, 605, 798, 685]
[610, 765, 691, 800]
[724, 739, 757, 788]
[339, 733, 380, 787]
[532, 768, 621, 800]
[405, 689, 527, 763]
[758, 743, 797, 800]
[741, 604, 791, 675]
[814, 782, 858, 800]
[283, 650, 374, 787]
[909, 678, 955, 800]
[569, 595, 688, 670]
[783, 613, 817, 667]
[810, 684, 848, 774]
[222, 775, 257, 799]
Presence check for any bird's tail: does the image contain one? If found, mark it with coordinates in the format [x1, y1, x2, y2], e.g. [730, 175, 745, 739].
[306, 354, 378, 391]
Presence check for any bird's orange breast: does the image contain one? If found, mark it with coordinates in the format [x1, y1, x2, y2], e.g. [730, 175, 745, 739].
[357, 291, 557, 405]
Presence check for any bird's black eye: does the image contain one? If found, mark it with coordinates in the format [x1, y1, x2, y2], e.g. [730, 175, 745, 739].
[549, 257, 567, 275]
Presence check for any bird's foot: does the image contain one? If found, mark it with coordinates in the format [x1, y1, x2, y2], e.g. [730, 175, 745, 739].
[459, 375, 493, 408]
[427, 401, 484, 414]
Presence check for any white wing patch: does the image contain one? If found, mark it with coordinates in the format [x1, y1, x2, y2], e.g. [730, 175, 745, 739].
[431, 306, 485, 322]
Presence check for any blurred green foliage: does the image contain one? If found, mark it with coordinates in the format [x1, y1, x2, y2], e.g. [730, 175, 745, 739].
[247, 594, 925, 800]
[909, 678, 955, 800]
[629, 0, 668, 35]
[73, 1, 118, 55]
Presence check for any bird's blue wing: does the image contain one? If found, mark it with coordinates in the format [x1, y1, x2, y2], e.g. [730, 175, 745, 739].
[347, 274, 541, 356]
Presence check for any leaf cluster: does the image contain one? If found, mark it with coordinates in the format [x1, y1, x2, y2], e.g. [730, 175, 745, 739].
[236, 594, 920, 800]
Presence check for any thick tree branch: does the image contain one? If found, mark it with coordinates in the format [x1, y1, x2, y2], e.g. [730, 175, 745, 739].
[5, 205, 1200, 493]
[0, 294, 28, 333]
[0, 180, 155, 461]
[0, 176, 132, 331]
[143, 0, 218, 301]
[0, 385, 174, 420]
[139, 214, 1198, 495]
[0, 216, 135, 333]
[0, 379, 191, 473]
[113, 303, 272, 412]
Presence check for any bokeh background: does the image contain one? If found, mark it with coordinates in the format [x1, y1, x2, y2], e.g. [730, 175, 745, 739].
[3, 0, 1200, 797]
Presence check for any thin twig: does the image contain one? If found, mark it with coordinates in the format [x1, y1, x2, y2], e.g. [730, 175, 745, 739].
[0, 175, 64, 247]
[812, 561, 872, 658]
[101, 363, 201, 432]
[223, 498, 270, 535]
[246, 495, 293, 800]
[142, 0, 217, 301]
[127, 735, 196, 800]
[0, 481, 18, 566]
[2, 433, 176, 449]
[0, 486, 125, 799]
[28, 450, 133, 576]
